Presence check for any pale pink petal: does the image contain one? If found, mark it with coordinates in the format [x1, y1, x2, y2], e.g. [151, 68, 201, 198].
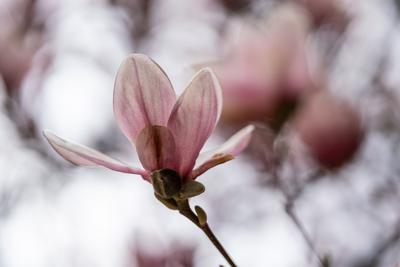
[43, 131, 148, 179]
[286, 48, 312, 96]
[190, 125, 254, 179]
[167, 68, 223, 177]
[135, 125, 178, 172]
[189, 154, 234, 180]
[113, 54, 176, 144]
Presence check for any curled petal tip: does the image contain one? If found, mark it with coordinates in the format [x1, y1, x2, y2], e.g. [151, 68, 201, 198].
[242, 124, 256, 136]
[43, 129, 53, 139]
[197, 67, 216, 76]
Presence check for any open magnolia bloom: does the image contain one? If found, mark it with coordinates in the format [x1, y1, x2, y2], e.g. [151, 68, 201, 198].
[44, 54, 254, 201]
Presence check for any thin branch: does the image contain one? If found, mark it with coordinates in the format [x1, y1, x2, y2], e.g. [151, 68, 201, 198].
[279, 169, 329, 267]
[284, 196, 330, 267]
[176, 200, 238, 267]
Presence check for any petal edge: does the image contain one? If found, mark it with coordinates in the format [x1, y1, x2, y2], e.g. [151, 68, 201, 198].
[43, 130, 148, 178]
[113, 54, 176, 144]
[168, 68, 223, 177]
[190, 125, 254, 179]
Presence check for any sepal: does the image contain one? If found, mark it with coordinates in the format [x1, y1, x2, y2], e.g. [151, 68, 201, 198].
[154, 193, 178, 210]
[151, 169, 182, 198]
[178, 180, 206, 199]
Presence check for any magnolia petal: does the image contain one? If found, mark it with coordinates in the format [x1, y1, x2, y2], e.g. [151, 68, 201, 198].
[135, 125, 178, 172]
[189, 154, 234, 180]
[113, 54, 176, 144]
[190, 125, 254, 179]
[167, 68, 223, 177]
[43, 130, 148, 178]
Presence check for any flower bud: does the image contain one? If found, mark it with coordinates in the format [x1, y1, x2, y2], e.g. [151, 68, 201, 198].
[195, 206, 207, 226]
[293, 92, 364, 169]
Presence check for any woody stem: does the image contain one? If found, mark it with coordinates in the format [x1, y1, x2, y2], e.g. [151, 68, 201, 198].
[176, 200, 238, 267]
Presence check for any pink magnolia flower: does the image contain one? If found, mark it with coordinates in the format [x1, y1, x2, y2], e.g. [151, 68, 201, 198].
[44, 54, 254, 185]
[213, 3, 317, 123]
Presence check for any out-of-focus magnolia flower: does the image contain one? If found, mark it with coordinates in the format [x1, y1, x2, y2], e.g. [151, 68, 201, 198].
[0, 33, 35, 90]
[292, 91, 364, 169]
[295, 0, 351, 30]
[217, 0, 251, 13]
[0, 0, 42, 91]
[44, 54, 254, 199]
[213, 3, 316, 123]
[133, 241, 194, 267]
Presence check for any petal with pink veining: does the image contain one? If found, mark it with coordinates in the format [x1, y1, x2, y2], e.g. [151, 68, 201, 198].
[168, 68, 222, 177]
[113, 54, 176, 144]
[135, 125, 178, 172]
[43, 131, 148, 179]
[190, 125, 254, 179]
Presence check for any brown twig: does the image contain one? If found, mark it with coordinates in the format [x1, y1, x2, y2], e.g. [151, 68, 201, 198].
[177, 200, 238, 267]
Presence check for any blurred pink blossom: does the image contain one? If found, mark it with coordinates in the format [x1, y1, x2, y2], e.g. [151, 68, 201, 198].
[132, 240, 194, 267]
[213, 4, 317, 123]
[292, 91, 364, 169]
[44, 54, 254, 181]
[296, 0, 351, 30]
[0, 0, 41, 91]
